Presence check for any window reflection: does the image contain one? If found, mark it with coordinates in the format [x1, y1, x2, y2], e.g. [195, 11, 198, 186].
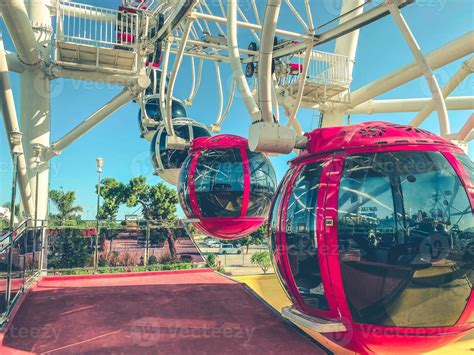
[178, 156, 193, 216]
[247, 152, 277, 217]
[194, 149, 244, 217]
[456, 153, 474, 184]
[285, 162, 328, 310]
[159, 124, 190, 169]
[338, 151, 473, 327]
[269, 169, 293, 254]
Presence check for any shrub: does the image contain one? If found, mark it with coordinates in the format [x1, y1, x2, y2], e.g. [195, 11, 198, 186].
[98, 251, 120, 267]
[206, 253, 216, 267]
[215, 260, 225, 273]
[159, 252, 177, 264]
[148, 255, 158, 265]
[48, 228, 92, 269]
[119, 250, 138, 266]
[250, 251, 271, 274]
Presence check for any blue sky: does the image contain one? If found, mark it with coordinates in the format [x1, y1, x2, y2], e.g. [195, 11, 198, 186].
[0, 0, 473, 219]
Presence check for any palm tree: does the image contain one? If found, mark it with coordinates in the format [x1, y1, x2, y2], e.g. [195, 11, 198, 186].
[49, 189, 83, 225]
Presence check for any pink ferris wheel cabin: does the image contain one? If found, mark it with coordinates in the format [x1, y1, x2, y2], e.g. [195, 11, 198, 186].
[270, 121, 474, 354]
[178, 134, 277, 240]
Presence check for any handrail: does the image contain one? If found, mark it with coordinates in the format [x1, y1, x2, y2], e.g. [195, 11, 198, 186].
[0, 218, 31, 249]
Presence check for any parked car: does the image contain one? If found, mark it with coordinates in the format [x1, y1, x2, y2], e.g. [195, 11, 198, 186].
[219, 244, 242, 254]
[206, 239, 221, 248]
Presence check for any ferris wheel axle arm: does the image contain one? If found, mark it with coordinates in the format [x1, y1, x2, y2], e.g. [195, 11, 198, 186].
[0, 36, 34, 218]
[184, 58, 203, 105]
[259, 0, 281, 123]
[195, 12, 311, 41]
[0, 0, 42, 66]
[165, 18, 193, 138]
[285, 0, 309, 32]
[227, 0, 260, 121]
[154, 0, 198, 42]
[214, 62, 225, 127]
[286, 40, 313, 128]
[46, 79, 149, 160]
[347, 96, 474, 115]
[159, 39, 171, 135]
[456, 114, 474, 142]
[345, 31, 473, 111]
[241, 0, 413, 65]
[3, 50, 25, 73]
[388, 0, 449, 135]
[410, 56, 474, 128]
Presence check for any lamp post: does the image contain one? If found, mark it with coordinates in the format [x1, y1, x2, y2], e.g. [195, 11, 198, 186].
[94, 157, 103, 273]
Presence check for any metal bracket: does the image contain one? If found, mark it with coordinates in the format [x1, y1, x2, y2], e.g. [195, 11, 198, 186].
[281, 306, 346, 333]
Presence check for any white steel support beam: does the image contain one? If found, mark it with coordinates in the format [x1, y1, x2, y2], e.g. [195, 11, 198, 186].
[0, 0, 42, 66]
[345, 31, 474, 109]
[287, 41, 312, 127]
[241, 0, 413, 64]
[19, 0, 54, 222]
[165, 18, 193, 138]
[348, 96, 474, 114]
[0, 36, 34, 218]
[4, 51, 25, 73]
[322, 0, 364, 127]
[334, 0, 365, 77]
[227, 0, 260, 121]
[410, 56, 474, 127]
[457, 113, 474, 142]
[387, 1, 450, 136]
[196, 11, 312, 41]
[156, 0, 198, 41]
[259, 0, 281, 123]
[45, 78, 149, 160]
[159, 40, 171, 138]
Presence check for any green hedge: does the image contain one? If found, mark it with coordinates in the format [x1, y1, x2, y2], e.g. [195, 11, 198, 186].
[48, 262, 201, 276]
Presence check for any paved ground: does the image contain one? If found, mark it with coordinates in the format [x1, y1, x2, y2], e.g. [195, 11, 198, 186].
[1, 269, 326, 354]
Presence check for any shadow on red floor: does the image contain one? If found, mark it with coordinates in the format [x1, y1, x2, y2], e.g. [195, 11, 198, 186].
[1, 269, 326, 354]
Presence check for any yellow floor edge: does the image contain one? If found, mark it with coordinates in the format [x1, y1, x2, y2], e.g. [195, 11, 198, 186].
[234, 274, 473, 355]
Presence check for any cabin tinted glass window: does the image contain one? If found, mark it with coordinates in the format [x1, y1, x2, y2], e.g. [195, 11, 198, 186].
[269, 169, 293, 254]
[455, 153, 474, 184]
[247, 151, 277, 216]
[194, 149, 244, 217]
[285, 162, 328, 310]
[159, 124, 190, 169]
[178, 156, 193, 215]
[338, 151, 473, 327]
[192, 126, 211, 140]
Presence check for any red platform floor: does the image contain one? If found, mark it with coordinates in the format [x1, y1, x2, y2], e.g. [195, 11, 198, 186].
[1, 269, 326, 354]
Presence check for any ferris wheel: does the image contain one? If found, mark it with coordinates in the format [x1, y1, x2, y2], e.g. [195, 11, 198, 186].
[0, 1, 473, 353]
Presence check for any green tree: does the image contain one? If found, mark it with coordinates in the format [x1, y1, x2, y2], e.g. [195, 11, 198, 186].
[231, 225, 267, 254]
[125, 176, 179, 258]
[97, 178, 127, 252]
[49, 189, 83, 225]
[251, 251, 271, 274]
[97, 178, 127, 220]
